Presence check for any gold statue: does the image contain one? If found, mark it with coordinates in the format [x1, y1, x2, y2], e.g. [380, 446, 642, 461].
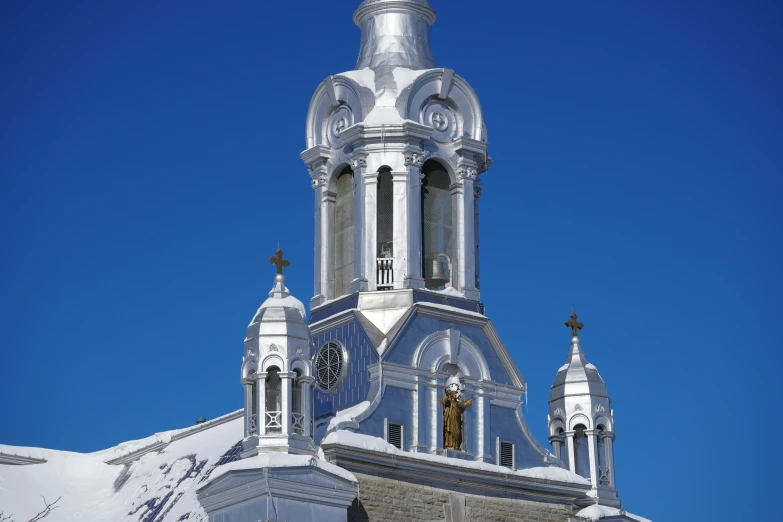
[442, 388, 473, 450]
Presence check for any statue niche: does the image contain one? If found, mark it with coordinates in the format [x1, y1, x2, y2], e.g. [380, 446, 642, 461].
[441, 387, 473, 450]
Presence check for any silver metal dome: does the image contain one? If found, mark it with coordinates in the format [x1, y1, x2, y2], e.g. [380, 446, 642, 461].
[549, 337, 609, 402]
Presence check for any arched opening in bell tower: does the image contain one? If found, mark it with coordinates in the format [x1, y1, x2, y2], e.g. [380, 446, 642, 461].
[265, 367, 282, 434]
[421, 160, 454, 290]
[333, 166, 355, 297]
[573, 423, 590, 478]
[377, 166, 394, 289]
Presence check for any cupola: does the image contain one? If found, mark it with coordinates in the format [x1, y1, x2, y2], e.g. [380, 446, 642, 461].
[240, 250, 316, 457]
[548, 313, 620, 507]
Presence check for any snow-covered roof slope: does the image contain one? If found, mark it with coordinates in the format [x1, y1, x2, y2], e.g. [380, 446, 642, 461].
[0, 414, 343, 522]
[0, 416, 245, 522]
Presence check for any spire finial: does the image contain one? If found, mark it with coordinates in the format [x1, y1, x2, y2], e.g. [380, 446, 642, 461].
[269, 249, 290, 275]
[565, 311, 584, 338]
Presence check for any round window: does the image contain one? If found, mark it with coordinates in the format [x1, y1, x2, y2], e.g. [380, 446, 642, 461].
[314, 342, 344, 392]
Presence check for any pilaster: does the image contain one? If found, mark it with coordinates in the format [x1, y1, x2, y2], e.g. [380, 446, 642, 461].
[257, 372, 267, 437]
[604, 432, 616, 489]
[404, 150, 425, 289]
[474, 385, 491, 462]
[349, 152, 369, 293]
[454, 163, 479, 300]
[362, 167, 378, 290]
[565, 431, 576, 474]
[280, 371, 294, 434]
[412, 380, 427, 452]
[242, 380, 254, 437]
[586, 429, 599, 490]
[391, 169, 409, 289]
[304, 146, 332, 306]
[300, 376, 315, 437]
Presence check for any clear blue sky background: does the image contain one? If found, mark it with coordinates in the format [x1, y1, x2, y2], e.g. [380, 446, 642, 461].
[1, 1, 780, 520]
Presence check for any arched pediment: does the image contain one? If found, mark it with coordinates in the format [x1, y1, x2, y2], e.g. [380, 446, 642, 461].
[261, 354, 286, 373]
[241, 357, 258, 381]
[413, 329, 490, 381]
[594, 414, 613, 432]
[568, 413, 592, 431]
[399, 69, 485, 143]
[305, 75, 375, 149]
[290, 358, 310, 377]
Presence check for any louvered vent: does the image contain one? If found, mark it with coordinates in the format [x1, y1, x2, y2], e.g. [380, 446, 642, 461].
[388, 423, 403, 449]
[500, 441, 514, 468]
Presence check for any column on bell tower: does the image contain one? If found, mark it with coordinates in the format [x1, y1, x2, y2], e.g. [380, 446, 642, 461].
[351, 151, 373, 293]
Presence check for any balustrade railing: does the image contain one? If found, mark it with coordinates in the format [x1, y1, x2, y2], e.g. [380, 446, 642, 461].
[377, 258, 394, 289]
[266, 411, 282, 433]
[292, 412, 305, 435]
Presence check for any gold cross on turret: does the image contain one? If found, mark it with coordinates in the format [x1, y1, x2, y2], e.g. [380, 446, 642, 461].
[565, 312, 584, 338]
[269, 249, 290, 275]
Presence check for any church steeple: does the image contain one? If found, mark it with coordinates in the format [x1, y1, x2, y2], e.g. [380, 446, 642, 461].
[302, 0, 489, 306]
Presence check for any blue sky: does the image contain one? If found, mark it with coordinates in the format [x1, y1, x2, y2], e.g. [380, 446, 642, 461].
[1, 1, 780, 520]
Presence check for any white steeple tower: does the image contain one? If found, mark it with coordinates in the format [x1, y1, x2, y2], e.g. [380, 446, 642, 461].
[240, 250, 316, 457]
[302, 0, 490, 307]
[548, 313, 620, 507]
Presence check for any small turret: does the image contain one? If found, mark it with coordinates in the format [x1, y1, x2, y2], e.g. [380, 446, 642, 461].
[240, 250, 316, 457]
[548, 313, 620, 507]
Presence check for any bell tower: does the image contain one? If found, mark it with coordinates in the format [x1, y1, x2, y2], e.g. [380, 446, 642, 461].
[549, 313, 620, 507]
[301, 0, 490, 307]
[240, 250, 316, 457]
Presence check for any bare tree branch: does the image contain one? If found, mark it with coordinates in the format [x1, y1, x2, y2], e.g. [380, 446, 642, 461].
[27, 496, 61, 522]
[0, 510, 15, 522]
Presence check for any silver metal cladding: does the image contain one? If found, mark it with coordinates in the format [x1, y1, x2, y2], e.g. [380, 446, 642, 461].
[353, 0, 437, 71]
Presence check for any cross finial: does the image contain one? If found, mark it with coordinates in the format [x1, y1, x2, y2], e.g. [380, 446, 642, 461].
[269, 249, 289, 275]
[565, 312, 584, 338]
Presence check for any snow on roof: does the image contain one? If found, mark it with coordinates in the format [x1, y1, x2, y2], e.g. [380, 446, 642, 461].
[327, 400, 372, 431]
[0, 417, 246, 522]
[576, 505, 652, 522]
[202, 452, 356, 486]
[0, 412, 356, 522]
[321, 430, 590, 485]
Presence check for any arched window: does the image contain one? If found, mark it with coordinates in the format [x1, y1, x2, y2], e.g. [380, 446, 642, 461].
[377, 167, 394, 290]
[265, 366, 282, 433]
[597, 425, 609, 486]
[334, 167, 355, 297]
[421, 160, 453, 289]
[573, 424, 590, 479]
[377, 167, 393, 258]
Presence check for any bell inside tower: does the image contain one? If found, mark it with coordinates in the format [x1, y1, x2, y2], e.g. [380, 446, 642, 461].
[421, 160, 454, 289]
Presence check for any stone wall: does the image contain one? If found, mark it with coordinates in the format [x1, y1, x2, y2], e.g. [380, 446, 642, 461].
[348, 472, 575, 522]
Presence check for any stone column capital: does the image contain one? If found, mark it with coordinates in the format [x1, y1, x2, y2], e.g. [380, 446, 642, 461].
[348, 151, 368, 170]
